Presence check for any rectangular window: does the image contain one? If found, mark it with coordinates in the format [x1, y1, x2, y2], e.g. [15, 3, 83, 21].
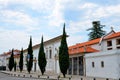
[92, 62, 95, 68]
[107, 40, 112, 47]
[101, 61, 104, 68]
[116, 39, 120, 45]
[49, 49, 52, 59]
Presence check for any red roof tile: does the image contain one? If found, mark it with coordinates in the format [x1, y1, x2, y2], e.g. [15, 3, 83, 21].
[104, 32, 120, 39]
[69, 46, 99, 55]
[69, 38, 100, 49]
[14, 54, 20, 58]
[1, 49, 20, 56]
[69, 38, 100, 55]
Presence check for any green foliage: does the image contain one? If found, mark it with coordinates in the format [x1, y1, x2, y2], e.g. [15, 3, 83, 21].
[8, 49, 14, 71]
[38, 36, 47, 75]
[27, 37, 33, 73]
[14, 61, 16, 72]
[87, 21, 106, 40]
[19, 48, 23, 72]
[59, 23, 69, 78]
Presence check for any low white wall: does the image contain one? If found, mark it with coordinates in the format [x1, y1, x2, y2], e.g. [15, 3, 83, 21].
[85, 50, 120, 79]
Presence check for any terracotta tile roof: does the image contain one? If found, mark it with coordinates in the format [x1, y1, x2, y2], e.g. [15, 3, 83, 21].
[14, 54, 20, 58]
[69, 38, 100, 49]
[104, 32, 120, 40]
[69, 38, 100, 55]
[69, 46, 99, 55]
[1, 49, 20, 56]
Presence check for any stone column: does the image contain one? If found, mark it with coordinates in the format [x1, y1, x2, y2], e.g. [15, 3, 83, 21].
[83, 56, 86, 76]
[77, 57, 79, 75]
[72, 57, 73, 75]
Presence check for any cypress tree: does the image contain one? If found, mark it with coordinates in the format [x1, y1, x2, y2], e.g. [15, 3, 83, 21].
[27, 37, 33, 74]
[19, 48, 23, 72]
[87, 21, 106, 40]
[59, 23, 69, 78]
[38, 36, 47, 75]
[8, 49, 14, 71]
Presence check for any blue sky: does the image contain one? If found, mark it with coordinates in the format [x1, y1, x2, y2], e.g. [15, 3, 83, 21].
[0, 0, 120, 54]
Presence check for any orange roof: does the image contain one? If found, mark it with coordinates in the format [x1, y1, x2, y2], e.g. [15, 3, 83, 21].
[69, 38, 100, 55]
[69, 38, 100, 49]
[1, 49, 20, 56]
[69, 31, 120, 55]
[14, 54, 20, 58]
[69, 46, 99, 55]
[104, 32, 120, 40]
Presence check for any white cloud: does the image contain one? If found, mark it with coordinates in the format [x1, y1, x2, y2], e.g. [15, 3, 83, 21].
[0, 0, 67, 29]
[85, 4, 120, 19]
[67, 20, 92, 34]
[79, 2, 97, 9]
[0, 29, 29, 53]
[0, 0, 54, 12]
[47, 0, 65, 27]
[0, 10, 39, 32]
[67, 34, 88, 46]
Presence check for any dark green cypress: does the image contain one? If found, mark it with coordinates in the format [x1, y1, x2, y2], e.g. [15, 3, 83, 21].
[87, 21, 106, 40]
[27, 37, 33, 74]
[38, 36, 47, 75]
[8, 49, 14, 71]
[19, 48, 23, 72]
[59, 23, 69, 78]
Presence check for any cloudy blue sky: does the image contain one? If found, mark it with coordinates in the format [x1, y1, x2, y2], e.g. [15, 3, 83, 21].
[0, 0, 120, 54]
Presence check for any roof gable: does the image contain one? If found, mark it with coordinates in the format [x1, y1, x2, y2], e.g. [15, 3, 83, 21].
[104, 31, 120, 40]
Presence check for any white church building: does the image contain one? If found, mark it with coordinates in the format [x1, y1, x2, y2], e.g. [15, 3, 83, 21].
[23, 35, 64, 74]
[85, 30, 120, 79]
[69, 28, 120, 79]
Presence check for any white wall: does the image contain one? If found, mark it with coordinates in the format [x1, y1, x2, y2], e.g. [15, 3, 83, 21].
[85, 50, 120, 79]
[91, 43, 101, 51]
[101, 37, 120, 51]
[23, 38, 61, 74]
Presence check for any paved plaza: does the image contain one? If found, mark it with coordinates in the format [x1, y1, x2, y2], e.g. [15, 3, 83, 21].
[0, 71, 117, 80]
[0, 72, 46, 80]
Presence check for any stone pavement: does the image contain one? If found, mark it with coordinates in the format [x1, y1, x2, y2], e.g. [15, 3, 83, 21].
[0, 72, 45, 80]
[1, 71, 118, 80]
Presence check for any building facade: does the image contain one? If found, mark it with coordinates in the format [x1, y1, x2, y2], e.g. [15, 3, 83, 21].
[1, 28, 120, 79]
[85, 30, 120, 79]
[23, 35, 64, 74]
[68, 29, 120, 79]
[68, 36, 100, 76]
[0, 49, 20, 71]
